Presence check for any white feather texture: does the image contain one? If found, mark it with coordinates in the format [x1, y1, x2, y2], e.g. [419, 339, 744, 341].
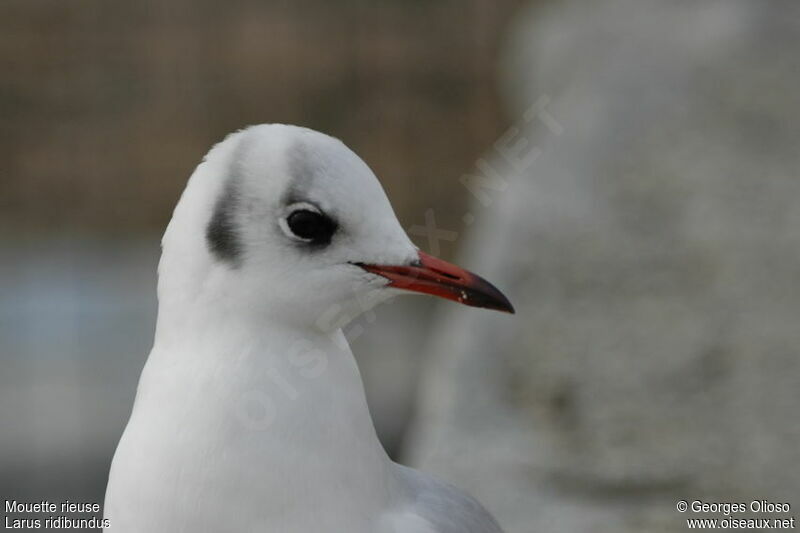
[103, 125, 502, 533]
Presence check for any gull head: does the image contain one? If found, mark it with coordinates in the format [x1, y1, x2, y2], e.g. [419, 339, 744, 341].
[159, 124, 513, 332]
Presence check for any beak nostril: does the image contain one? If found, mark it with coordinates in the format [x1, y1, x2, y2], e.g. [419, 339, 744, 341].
[433, 269, 461, 281]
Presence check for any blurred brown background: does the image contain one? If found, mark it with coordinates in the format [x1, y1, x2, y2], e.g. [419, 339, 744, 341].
[1, 0, 524, 238]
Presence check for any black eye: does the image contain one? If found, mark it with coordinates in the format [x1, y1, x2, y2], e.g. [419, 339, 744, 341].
[285, 209, 337, 246]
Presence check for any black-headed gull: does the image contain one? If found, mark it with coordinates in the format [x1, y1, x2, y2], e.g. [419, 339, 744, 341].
[104, 124, 513, 532]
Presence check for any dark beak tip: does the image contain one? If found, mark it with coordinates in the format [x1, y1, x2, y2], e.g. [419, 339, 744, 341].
[459, 283, 515, 314]
[469, 276, 515, 315]
[485, 290, 515, 314]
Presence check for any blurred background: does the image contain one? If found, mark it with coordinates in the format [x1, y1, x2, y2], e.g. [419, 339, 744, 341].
[2, 0, 799, 531]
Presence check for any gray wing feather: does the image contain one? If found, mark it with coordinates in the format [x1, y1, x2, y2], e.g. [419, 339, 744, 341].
[391, 464, 504, 533]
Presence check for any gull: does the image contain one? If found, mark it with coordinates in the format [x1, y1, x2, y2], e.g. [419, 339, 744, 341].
[103, 124, 513, 533]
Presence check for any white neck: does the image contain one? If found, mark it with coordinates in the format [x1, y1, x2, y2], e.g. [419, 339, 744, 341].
[110, 304, 393, 531]
[106, 130, 411, 531]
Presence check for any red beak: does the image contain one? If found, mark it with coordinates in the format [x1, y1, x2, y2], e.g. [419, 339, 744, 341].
[358, 251, 514, 314]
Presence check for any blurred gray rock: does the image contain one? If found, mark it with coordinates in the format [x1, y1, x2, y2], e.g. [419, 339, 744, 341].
[404, 1, 800, 531]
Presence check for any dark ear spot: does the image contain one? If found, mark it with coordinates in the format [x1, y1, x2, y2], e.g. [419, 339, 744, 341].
[206, 181, 242, 266]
